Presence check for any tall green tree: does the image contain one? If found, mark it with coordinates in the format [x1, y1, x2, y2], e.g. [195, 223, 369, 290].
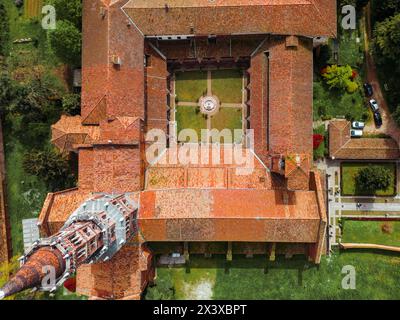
[47, 0, 82, 29]
[373, 13, 400, 61]
[48, 20, 82, 67]
[0, 2, 9, 56]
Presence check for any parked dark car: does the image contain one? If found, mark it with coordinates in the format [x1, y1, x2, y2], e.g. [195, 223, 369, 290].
[364, 83, 373, 97]
[373, 111, 383, 128]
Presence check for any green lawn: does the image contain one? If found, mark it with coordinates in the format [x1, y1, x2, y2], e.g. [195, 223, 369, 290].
[211, 69, 243, 104]
[342, 220, 400, 247]
[341, 162, 396, 196]
[175, 106, 208, 143]
[175, 71, 208, 102]
[150, 252, 400, 300]
[210, 107, 242, 143]
[5, 130, 48, 255]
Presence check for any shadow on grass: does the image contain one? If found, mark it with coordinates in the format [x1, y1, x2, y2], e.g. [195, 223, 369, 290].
[160, 254, 318, 287]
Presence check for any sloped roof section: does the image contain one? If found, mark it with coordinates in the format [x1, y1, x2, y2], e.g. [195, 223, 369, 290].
[51, 115, 101, 153]
[329, 120, 400, 160]
[138, 188, 321, 242]
[123, 0, 337, 37]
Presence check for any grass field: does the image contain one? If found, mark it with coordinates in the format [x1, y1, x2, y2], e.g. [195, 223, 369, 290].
[211, 107, 242, 143]
[342, 220, 400, 246]
[211, 69, 243, 104]
[5, 128, 48, 254]
[175, 71, 208, 102]
[151, 252, 400, 300]
[175, 106, 207, 142]
[341, 162, 396, 196]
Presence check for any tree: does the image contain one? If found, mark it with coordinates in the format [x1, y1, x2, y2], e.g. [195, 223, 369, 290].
[48, 20, 81, 67]
[373, 14, 400, 61]
[322, 64, 358, 93]
[22, 149, 76, 191]
[62, 93, 81, 116]
[0, 2, 9, 56]
[372, 0, 400, 23]
[356, 166, 393, 192]
[145, 274, 175, 300]
[0, 72, 13, 116]
[47, 0, 82, 29]
[392, 106, 400, 127]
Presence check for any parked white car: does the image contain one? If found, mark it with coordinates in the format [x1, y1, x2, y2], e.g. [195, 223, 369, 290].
[369, 99, 379, 112]
[352, 121, 365, 129]
[351, 129, 363, 137]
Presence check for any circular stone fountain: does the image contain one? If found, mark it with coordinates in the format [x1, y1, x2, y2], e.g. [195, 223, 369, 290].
[199, 95, 220, 116]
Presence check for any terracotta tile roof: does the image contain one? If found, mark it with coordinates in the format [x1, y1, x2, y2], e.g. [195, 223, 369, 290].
[145, 146, 272, 189]
[38, 188, 91, 234]
[123, 0, 336, 37]
[329, 120, 400, 160]
[285, 154, 310, 190]
[97, 116, 142, 145]
[51, 115, 101, 152]
[137, 189, 321, 242]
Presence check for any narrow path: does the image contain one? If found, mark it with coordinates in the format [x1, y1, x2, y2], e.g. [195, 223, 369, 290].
[207, 70, 212, 96]
[362, 4, 400, 142]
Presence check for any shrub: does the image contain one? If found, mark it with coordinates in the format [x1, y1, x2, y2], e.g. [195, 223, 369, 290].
[313, 134, 324, 150]
[346, 80, 359, 93]
[145, 274, 175, 300]
[22, 148, 76, 191]
[322, 65, 354, 91]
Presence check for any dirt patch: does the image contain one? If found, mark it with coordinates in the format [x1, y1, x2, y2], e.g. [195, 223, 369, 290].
[381, 223, 393, 234]
[183, 279, 214, 300]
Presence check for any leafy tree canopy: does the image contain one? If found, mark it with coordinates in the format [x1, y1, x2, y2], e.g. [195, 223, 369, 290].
[48, 20, 81, 67]
[47, 0, 82, 29]
[373, 13, 400, 61]
[356, 166, 393, 192]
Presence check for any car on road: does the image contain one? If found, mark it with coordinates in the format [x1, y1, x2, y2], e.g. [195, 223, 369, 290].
[369, 99, 379, 112]
[350, 129, 363, 137]
[352, 121, 365, 129]
[363, 83, 373, 97]
[373, 111, 383, 128]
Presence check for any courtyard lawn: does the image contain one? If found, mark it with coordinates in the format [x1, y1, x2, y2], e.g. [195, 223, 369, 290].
[175, 71, 208, 102]
[210, 107, 243, 143]
[150, 252, 400, 300]
[211, 69, 243, 104]
[342, 220, 400, 247]
[341, 162, 396, 196]
[175, 106, 208, 143]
